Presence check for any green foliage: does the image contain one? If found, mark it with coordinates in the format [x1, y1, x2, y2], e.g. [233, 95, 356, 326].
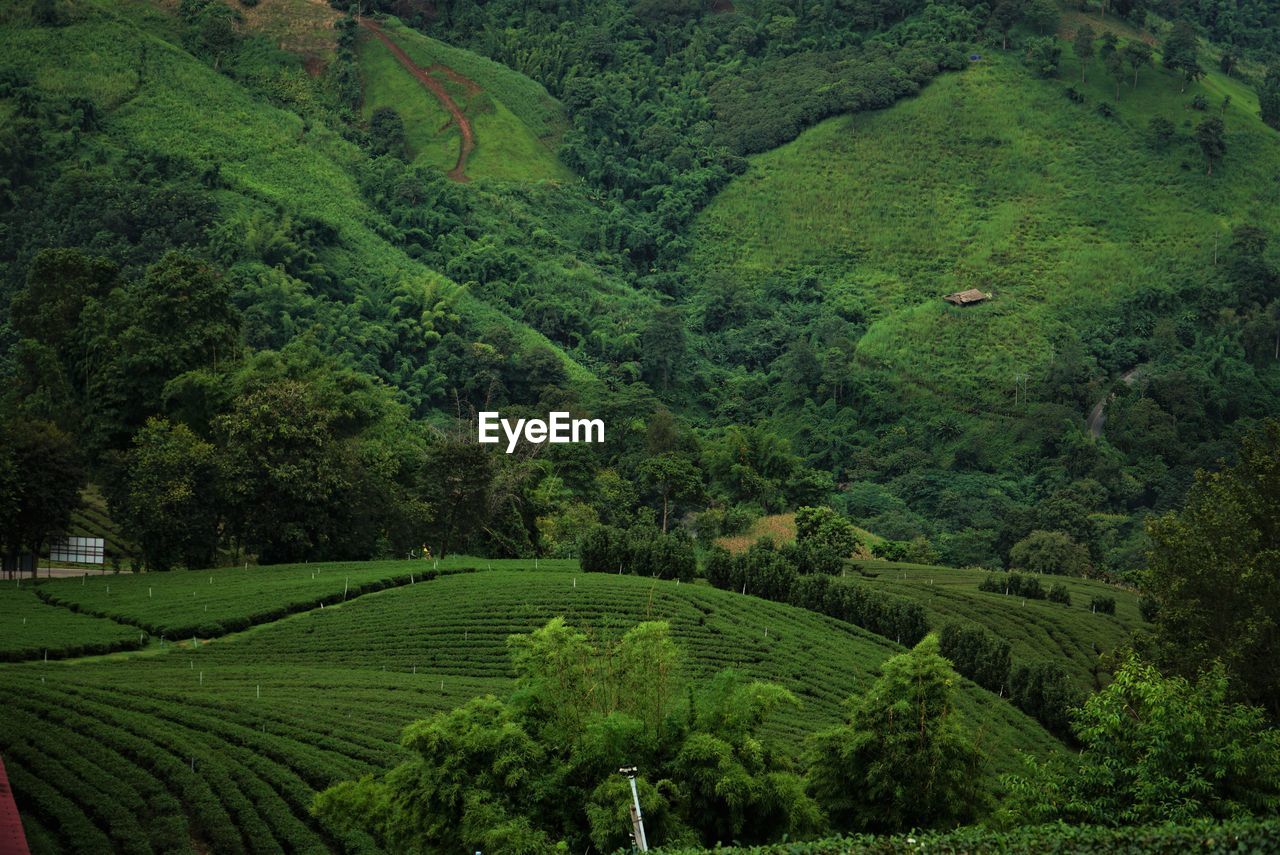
[789, 574, 930, 647]
[1147, 115, 1175, 148]
[1004, 656, 1280, 826]
[109, 418, 220, 572]
[367, 106, 405, 158]
[939, 621, 1010, 695]
[1009, 530, 1092, 577]
[579, 525, 696, 581]
[1008, 661, 1080, 739]
[1195, 116, 1226, 174]
[979, 572, 1047, 600]
[315, 618, 820, 850]
[1073, 25, 1096, 84]
[0, 418, 83, 559]
[795, 506, 862, 565]
[638, 452, 703, 533]
[808, 635, 985, 833]
[1145, 420, 1280, 716]
[652, 819, 1280, 853]
[1162, 20, 1203, 90]
[1047, 582, 1071, 605]
[1088, 595, 1115, 614]
[1259, 66, 1280, 131]
[1024, 37, 1061, 78]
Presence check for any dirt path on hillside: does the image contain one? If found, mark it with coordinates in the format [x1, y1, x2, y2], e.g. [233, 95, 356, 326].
[360, 18, 476, 182]
[1087, 366, 1144, 438]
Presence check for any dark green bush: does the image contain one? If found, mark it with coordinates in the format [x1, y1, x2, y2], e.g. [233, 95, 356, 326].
[1010, 660, 1081, 739]
[939, 622, 1011, 695]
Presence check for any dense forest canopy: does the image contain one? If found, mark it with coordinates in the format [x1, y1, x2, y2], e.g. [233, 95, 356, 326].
[1, 0, 1279, 585]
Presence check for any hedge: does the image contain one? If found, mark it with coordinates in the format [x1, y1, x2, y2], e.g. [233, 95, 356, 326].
[653, 819, 1280, 853]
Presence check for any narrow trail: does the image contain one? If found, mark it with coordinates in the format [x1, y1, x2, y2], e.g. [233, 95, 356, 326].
[1087, 366, 1144, 438]
[360, 18, 476, 182]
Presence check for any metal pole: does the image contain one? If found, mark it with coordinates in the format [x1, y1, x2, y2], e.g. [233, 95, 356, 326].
[623, 769, 649, 852]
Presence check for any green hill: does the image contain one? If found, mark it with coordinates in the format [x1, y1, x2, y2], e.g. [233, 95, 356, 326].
[358, 16, 571, 183]
[683, 48, 1280, 464]
[0, 0, 596, 383]
[0, 565, 1061, 853]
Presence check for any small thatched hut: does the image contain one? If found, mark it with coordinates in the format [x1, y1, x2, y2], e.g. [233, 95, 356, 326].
[943, 289, 992, 306]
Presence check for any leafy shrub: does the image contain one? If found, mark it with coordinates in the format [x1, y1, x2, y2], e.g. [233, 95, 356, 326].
[1048, 583, 1071, 605]
[939, 622, 1011, 695]
[579, 524, 695, 581]
[1010, 661, 1081, 739]
[978, 572, 1047, 600]
[1090, 595, 1116, 615]
[1003, 657, 1280, 826]
[1138, 596, 1158, 622]
[789, 575, 929, 646]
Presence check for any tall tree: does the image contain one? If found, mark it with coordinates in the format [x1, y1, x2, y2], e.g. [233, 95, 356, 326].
[1195, 117, 1226, 175]
[0, 419, 83, 571]
[110, 417, 220, 571]
[638, 452, 702, 533]
[1122, 40, 1152, 88]
[1145, 420, 1280, 715]
[1105, 49, 1126, 99]
[215, 379, 348, 563]
[1258, 65, 1280, 131]
[420, 426, 493, 558]
[1073, 24, 1096, 82]
[640, 306, 687, 392]
[807, 634, 985, 832]
[1163, 20, 1202, 92]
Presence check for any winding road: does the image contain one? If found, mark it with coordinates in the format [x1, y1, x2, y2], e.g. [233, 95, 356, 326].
[360, 18, 477, 182]
[1087, 366, 1144, 438]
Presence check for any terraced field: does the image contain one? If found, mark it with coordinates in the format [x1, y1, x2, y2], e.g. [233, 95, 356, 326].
[0, 566, 1061, 853]
[30, 557, 575, 641]
[0, 584, 143, 662]
[851, 560, 1142, 688]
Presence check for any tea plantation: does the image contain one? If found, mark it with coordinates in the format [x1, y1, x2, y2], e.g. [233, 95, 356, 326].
[0, 561, 1071, 854]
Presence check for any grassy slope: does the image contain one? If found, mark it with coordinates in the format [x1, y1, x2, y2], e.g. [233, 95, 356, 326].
[685, 48, 1280, 434]
[358, 17, 572, 182]
[0, 584, 142, 661]
[0, 566, 1060, 853]
[852, 559, 1141, 688]
[0, 3, 594, 385]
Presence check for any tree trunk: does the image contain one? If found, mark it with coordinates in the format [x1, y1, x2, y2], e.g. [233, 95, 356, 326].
[661, 494, 669, 533]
